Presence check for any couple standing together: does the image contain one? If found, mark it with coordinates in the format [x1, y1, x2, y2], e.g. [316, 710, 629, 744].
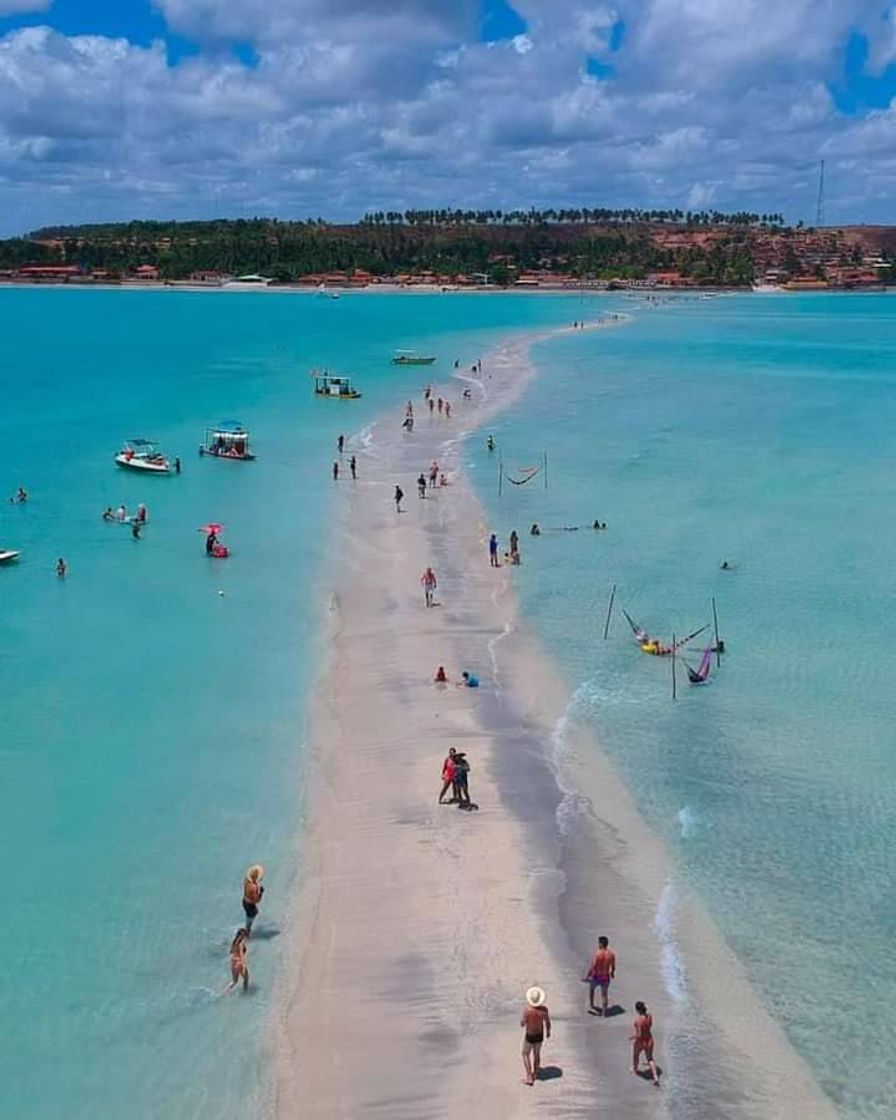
[438, 746, 473, 809]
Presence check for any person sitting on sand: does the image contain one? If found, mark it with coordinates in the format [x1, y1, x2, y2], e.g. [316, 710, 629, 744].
[530, 523, 541, 536]
[434, 666, 448, 684]
[521, 987, 551, 1086]
[439, 472, 448, 486]
[242, 865, 265, 933]
[631, 1001, 660, 1086]
[460, 671, 479, 688]
[225, 928, 250, 994]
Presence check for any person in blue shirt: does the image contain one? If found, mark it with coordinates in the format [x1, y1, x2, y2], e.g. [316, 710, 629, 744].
[461, 671, 479, 688]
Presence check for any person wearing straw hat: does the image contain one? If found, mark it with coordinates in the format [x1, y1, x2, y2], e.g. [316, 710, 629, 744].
[242, 865, 265, 934]
[520, 986, 551, 1086]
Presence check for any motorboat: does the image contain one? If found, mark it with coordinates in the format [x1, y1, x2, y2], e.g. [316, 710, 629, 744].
[199, 421, 256, 461]
[115, 439, 171, 474]
[312, 370, 362, 399]
[0, 549, 21, 564]
[391, 349, 436, 366]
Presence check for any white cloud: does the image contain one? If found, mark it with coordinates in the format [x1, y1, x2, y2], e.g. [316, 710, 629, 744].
[0, 0, 50, 14]
[0, 0, 894, 232]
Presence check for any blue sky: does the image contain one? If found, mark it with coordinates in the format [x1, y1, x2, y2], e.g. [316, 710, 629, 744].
[0, 0, 895, 234]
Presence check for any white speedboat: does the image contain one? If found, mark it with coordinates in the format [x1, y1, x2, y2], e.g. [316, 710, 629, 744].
[0, 549, 21, 563]
[115, 439, 171, 474]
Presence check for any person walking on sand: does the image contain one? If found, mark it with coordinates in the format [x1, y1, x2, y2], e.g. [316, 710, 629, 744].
[421, 566, 437, 607]
[429, 396, 435, 415]
[337, 433, 345, 454]
[429, 460, 438, 488]
[445, 400, 451, 418]
[406, 401, 414, 419]
[394, 485, 404, 512]
[332, 460, 339, 481]
[520, 987, 551, 1086]
[349, 455, 357, 480]
[437, 397, 444, 415]
[438, 747, 457, 803]
[454, 751, 472, 808]
[631, 1001, 660, 1086]
[417, 473, 427, 499]
[242, 864, 265, 933]
[489, 533, 500, 567]
[584, 936, 616, 1015]
[225, 928, 250, 993]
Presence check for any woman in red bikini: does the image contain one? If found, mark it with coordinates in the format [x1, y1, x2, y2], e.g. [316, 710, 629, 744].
[631, 1000, 660, 1085]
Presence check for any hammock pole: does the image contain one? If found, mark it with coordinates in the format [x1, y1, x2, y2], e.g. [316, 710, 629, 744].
[671, 633, 677, 701]
[498, 456, 503, 498]
[712, 597, 721, 667]
[603, 584, 616, 640]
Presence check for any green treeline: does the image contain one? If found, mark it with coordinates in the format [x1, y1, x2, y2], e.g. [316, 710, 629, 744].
[2, 209, 786, 285]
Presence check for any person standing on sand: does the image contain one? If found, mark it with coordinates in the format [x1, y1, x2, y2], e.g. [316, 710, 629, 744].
[417, 473, 427, 499]
[520, 987, 551, 1086]
[429, 460, 439, 488]
[453, 752, 471, 808]
[332, 460, 339, 481]
[394, 485, 404, 512]
[584, 936, 616, 1015]
[242, 864, 265, 933]
[631, 1001, 660, 1086]
[421, 566, 437, 607]
[489, 533, 500, 567]
[509, 529, 519, 563]
[438, 747, 457, 803]
[337, 433, 345, 454]
[437, 397, 443, 415]
[225, 928, 250, 993]
[445, 400, 451, 418]
[349, 455, 357, 480]
[429, 396, 435, 415]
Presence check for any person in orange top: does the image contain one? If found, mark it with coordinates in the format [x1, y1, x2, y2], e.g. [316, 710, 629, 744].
[631, 1000, 660, 1086]
[584, 935, 616, 1015]
[242, 864, 265, 934]
[520, 986, 551, 1086]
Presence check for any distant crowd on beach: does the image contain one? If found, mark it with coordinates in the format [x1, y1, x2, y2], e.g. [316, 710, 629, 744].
[342, 344, 663, 1088]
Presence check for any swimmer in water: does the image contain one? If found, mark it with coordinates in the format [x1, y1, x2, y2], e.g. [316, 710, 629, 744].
[530, 523, 541, 536]
[486, 436, 495, 452]
[56, 557, 67, 578]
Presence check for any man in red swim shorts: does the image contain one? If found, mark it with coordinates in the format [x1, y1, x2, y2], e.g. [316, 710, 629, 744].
[584, 935, 616, 1015]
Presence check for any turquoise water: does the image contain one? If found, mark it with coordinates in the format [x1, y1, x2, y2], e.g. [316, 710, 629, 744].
[0, 287, 579, 1120]
[471, 292, 896, 1118]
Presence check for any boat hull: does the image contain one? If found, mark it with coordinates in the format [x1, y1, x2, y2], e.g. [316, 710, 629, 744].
[199, 447, 257, 460]
[392, 356, 436, 366]
[115, 455, 170, 474]
[0, 549, 21, 563]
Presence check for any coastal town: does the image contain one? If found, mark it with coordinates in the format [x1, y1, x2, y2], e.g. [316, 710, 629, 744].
[1, 215, 894, 291]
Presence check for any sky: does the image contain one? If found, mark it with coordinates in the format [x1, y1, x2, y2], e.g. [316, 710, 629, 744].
[1, 0, 896, 234]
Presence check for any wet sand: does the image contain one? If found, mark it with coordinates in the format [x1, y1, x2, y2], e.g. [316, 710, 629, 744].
[273, 319, 838, 1119]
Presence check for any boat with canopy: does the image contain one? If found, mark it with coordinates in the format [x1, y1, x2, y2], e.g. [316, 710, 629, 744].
[115, 439, 171, 474]
[312, 370, 362, 399]
[199, 421, 256, 460]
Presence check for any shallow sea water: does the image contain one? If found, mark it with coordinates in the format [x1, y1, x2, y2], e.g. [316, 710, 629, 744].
[471, 291, 896, 1118]
[0, 287, 578, 1119]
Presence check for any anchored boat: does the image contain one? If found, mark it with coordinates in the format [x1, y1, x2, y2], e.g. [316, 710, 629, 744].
[391, 349, 436, 366]
[115, 439, 171, 474]
[312, 370, 362, 399]
[0, 549, 21, 564]
[199, 421, 256, 461]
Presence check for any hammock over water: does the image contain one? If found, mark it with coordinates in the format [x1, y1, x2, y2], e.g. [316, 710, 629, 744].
[504, 465, 541, 485]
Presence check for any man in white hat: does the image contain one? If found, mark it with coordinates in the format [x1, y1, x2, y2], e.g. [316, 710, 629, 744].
[520, 986, 551, 1086]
